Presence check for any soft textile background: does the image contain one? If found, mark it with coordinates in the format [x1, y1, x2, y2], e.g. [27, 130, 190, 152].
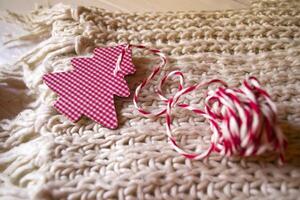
[0, 0, 300, 199]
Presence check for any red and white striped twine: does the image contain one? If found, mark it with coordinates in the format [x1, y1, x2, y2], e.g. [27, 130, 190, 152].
[116, 44, 287, 163]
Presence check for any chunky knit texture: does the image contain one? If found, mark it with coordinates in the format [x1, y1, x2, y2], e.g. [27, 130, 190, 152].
[0, 0, 300, 199]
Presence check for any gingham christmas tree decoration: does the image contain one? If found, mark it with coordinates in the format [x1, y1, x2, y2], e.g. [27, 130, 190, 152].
[44, 43, 287, 162]
[43, 44, 135, 129]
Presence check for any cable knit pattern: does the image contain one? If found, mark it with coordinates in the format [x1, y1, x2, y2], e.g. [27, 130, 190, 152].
[0, 0, 299, 199]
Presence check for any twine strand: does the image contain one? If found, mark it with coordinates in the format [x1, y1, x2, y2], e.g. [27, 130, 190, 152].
[116, 44, 287, 162]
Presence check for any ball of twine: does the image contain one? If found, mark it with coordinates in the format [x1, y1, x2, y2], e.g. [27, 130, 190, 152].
[202, 77, 287, 160]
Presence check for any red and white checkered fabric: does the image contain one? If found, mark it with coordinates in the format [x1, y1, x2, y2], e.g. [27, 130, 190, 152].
[43, 44, 135, 129]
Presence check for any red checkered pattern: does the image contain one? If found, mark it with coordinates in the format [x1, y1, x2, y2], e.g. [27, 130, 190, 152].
[43, 44, 135, 129]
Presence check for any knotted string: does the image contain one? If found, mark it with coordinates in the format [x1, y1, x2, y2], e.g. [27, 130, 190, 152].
[115, 44, 287, 163]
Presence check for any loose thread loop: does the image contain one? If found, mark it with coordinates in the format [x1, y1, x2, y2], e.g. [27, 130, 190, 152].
[115, 44, 287, 163]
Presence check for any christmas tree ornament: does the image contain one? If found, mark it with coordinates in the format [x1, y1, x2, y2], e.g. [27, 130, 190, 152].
[44, 44, 287, 162]
[43, 44, 135, 129]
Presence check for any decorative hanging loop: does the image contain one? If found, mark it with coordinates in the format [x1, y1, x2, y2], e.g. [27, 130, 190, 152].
[118, 44, 287, 162]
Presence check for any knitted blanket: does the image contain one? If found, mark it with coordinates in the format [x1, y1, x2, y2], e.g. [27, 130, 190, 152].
[0, 0, 299, 199]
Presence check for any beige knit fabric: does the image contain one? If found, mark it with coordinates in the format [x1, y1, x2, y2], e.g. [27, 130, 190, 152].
[0, 0, 300, 199]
